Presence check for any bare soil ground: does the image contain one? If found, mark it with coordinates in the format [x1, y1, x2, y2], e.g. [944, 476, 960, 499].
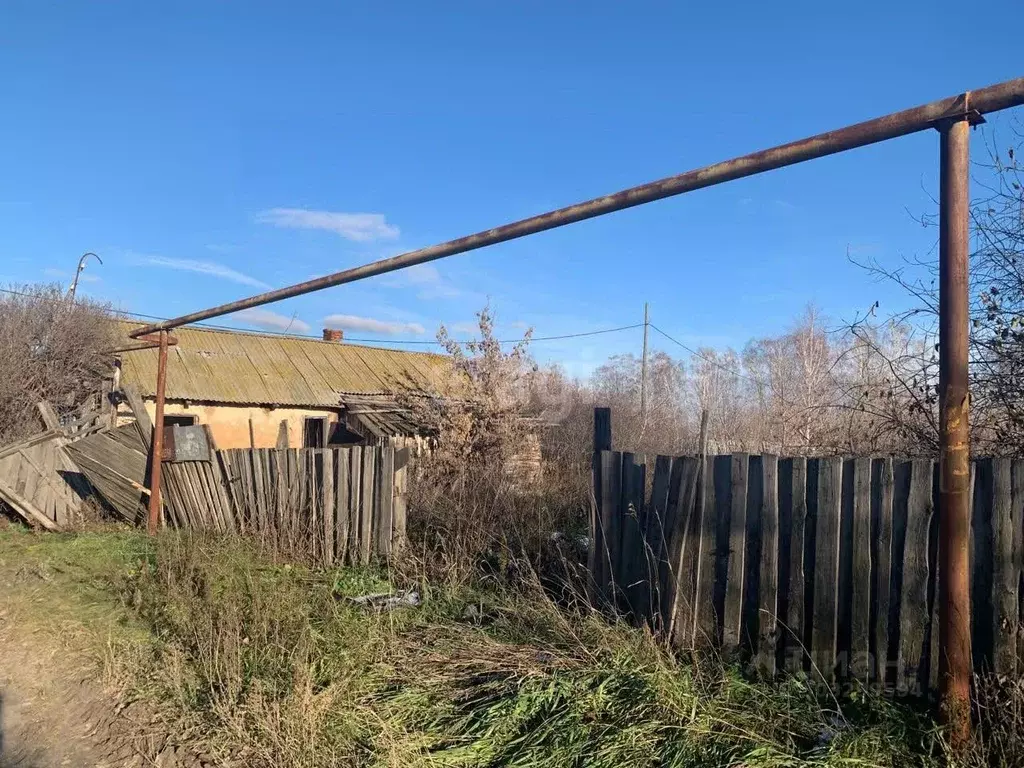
[0, 534, 213, 768]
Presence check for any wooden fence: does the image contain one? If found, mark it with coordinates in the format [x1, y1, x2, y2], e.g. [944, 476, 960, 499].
[592, 448, 1024, 694]
[0, 405, 108, 530]
[218, 446, 406, 566]
[65, 408, 406, 566]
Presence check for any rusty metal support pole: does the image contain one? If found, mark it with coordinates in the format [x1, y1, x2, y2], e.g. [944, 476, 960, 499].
[937, 116, 972, 745]
[147, 329, 169, 535]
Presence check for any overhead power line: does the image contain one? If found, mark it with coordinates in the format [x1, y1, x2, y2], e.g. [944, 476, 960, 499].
[648, 322, 768, 387]
[0, 285, 641, 347]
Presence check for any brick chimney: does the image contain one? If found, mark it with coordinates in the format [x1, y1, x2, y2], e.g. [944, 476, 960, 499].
[323, 328, 344, 342]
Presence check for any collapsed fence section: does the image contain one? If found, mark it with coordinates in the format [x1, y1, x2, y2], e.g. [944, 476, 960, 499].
[592, 449, 1024, 695]
[64, 414, 407, 566]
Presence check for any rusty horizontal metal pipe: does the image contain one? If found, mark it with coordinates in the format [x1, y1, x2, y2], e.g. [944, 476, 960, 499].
[129, 76, 1024, 338]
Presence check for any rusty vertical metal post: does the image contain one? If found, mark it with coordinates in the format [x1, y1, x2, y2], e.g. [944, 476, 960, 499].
[147, 329, 169, 535]
[937, 115, 972, 744]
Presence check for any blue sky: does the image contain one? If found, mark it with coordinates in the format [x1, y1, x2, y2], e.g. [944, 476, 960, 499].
[1, 2, 1021, 377]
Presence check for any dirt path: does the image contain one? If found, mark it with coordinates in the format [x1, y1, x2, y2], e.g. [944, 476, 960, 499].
[0, 547, 214, 768]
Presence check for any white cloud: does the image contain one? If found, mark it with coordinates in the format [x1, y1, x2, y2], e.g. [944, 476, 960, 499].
[43, 267, 100, 283]
[384, 263, 461, 299]
[142, 256, 270, 289]
[323, 314, 426, 336]
[234, 308, 310, 334]
[257, 208, 399, 242]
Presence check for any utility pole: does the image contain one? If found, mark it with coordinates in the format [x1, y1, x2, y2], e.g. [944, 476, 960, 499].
[937, 113, 973, 746]
[640, 302, 649, 425]
[67, 252, 102, 302]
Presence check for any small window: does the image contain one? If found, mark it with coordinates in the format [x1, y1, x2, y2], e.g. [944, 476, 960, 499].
[303, 417, 327, 448]
[164, 414, 197, 427]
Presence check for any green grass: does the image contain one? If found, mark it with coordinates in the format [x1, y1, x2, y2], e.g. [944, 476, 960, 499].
[0, 524, 989, 767]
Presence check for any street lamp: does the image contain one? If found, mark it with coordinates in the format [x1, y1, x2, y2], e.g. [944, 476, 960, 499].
[67, 252, 102, 302]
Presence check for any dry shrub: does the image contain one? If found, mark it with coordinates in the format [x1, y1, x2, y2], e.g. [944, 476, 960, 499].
[0, 283, 115, 444]
[956, 674, 1024, 767]
[400, 306, 588, 583]
[403, 304, 535, 483]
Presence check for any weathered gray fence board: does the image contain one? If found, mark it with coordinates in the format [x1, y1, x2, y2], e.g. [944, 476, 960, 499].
[812, 457, 842, 685]
[779, 457, 807, 674]
[335, 447, 350, 564]
[850, 457, 872, 683]
[871, 457, 894, 686]
[648, 454, 673, 629]
[598, 450, 622, 602]
[742, 455, 763, 659]
[754, 454, 779, 677]
[589, 443, 1024, 693]
[723, 453, 748, 653]
[898, 460, 933, 695]
[972, 458, 995, 673]
[376, 447, 395, 557]
[1014, 461, 1024, 673]
[991, 458, 1017, 676]
[693, 455, 720, 648]
[666, 457, 700, 645]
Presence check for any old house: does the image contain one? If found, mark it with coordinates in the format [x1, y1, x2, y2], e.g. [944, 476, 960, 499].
[114, 321, 446, 449]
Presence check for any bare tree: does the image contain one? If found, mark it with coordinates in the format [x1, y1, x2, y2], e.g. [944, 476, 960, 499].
[0, 284, 115, 445]
[850, 120, 1024, 455]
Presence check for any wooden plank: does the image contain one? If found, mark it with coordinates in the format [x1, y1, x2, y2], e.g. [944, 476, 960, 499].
[693, 455, 722, 648]
[180, 463, 208, 531]
[360, 447, 375, 564]
[308, 450, 323, 561]
[663, 457, 699, 641]
[286, 448, 300, 545]
[15, 445, 65, 525]
[1014, 461, 1024, 679]
[972, 459, 996, 674]
[195, 461, 224, 532]
[589, 448, 605, 597]
[0, 476, 60, 530]
[871, 458, 894, 687]
[202, 458, 232, 533]
[618, 452, 640, 613]
[811, 457, 842, 685]
[21, 446, 40, 510]
[849, 457, 872, 685]
[598, 450, 622, 603]
[742, 454, 763, 660]
[250, 447, 268, 534]
[593, 407, 612, 452]
[647, 454, 673, 629]
[349, 446, 363, 562]
[778, 457, 807, 674]
[42, 443, 58, 523]
[754, 454, 779, 677]
[217, 451, 242, 528]
[929, 460, 942, 694]
[839, 456, 872, 684]
[376, 447, 395, 557]
[121, 385, 153, 448]
[991, 458, 1017, 677]
[322, 449, 335, 565]
[897, 459, 933, 696]
[335, 448, 350, 564]
[392, 463, 408, 551]
[723, 453, 749, 653]
[274, 448, 287, 537]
